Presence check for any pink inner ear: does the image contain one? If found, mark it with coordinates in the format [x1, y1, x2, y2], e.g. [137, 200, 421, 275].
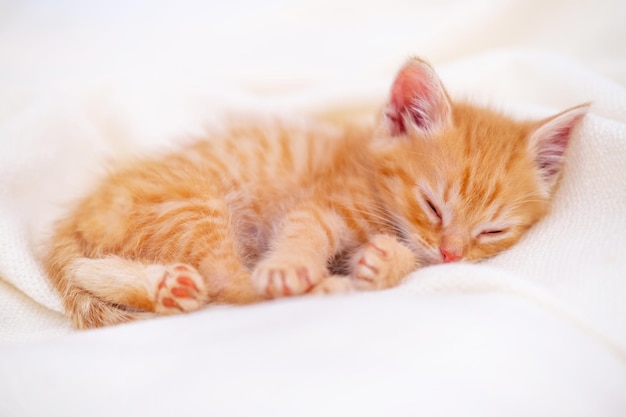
[389, 67, 430, 135]
[530, 104, 589, 191]
[536, 124, 572, 176]
[385, 59, 450, 136]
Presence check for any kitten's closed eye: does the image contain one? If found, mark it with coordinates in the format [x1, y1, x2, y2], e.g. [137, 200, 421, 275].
[425, 199, 441, 220]
[481, 230, 504, 235]
[477, 228, 510, 240]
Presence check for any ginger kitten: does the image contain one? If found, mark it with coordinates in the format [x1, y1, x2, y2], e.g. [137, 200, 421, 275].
[43, 57, 589, 329]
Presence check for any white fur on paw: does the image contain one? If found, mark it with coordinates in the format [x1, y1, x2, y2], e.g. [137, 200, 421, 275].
[252, 259, 326, 298]
[150, 263, 206, 315]
[353, 235, 412, 290]
[309, 276, 355, 295]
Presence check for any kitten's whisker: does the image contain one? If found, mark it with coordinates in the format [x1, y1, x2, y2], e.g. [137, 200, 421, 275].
[335, 202, 392, 223]
[343, 212, 393, 229]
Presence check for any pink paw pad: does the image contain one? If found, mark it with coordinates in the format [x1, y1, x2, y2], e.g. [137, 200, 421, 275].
[154, 263, 206, 315]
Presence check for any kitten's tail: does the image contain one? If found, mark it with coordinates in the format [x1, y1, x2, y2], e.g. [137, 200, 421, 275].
[43, 220, 153, 329]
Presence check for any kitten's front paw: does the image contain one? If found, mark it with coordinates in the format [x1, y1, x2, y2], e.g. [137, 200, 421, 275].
[352, 235, 416, 290]
[150, 263, 207, 315]
[252, 259, 328, 298]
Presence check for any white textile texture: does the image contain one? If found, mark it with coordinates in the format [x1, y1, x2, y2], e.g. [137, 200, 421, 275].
[0, 0, 625, 416]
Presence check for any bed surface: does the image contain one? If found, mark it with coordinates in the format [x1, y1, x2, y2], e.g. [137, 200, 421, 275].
[1, 0, 625, 415]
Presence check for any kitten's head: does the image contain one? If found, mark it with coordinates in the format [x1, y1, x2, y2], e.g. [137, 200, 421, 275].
[371, 57, 589, 265]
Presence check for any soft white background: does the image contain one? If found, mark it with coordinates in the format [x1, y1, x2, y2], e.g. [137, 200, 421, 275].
[0, 0, 625, 416]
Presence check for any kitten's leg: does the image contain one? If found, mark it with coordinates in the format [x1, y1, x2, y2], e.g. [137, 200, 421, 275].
[350, 234, 417, 290]
[68, 256, 207, 314]
[252, 204, 346, 298]
[56, 198, 258, 328]
[124, 199, 261, 305]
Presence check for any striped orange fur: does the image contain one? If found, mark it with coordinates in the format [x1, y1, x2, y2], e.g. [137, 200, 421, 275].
[43, 57, 589, 328]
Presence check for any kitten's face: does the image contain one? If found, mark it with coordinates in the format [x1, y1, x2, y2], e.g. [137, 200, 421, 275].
[372, 58, 587, 266]
[374, 106, 548, 265]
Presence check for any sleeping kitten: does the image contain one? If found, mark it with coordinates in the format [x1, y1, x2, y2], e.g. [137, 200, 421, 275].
[43, 57, 588, 329]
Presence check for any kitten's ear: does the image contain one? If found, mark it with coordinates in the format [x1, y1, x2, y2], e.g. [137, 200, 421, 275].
[528, 103, 590, 195]
[384, 57, 452, 137]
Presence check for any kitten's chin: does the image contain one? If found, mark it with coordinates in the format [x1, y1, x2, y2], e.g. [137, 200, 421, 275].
[419, 254, 444, 267]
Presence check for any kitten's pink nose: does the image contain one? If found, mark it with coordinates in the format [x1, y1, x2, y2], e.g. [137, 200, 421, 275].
[440, 247, 462, 263]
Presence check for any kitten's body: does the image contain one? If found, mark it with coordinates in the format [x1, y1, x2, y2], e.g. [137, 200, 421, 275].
[44, 58, 588, 328]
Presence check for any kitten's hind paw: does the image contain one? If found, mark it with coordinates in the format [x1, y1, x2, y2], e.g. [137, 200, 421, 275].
[149, 263, 207, 315]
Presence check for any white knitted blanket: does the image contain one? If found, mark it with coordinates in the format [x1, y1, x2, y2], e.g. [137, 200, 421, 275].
[1, 0, 625, 415]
